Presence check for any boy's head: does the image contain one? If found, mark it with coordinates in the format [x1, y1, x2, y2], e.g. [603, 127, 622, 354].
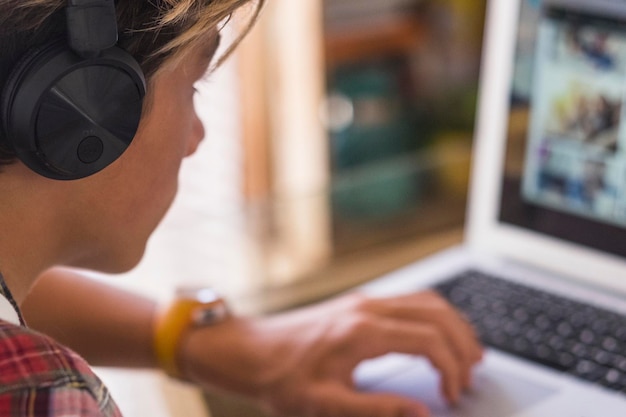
[0, 0, 262, 175]
[0, 0, 263, 276]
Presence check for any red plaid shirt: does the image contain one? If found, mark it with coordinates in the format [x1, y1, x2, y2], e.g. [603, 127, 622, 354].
[0, 277, 122, 417]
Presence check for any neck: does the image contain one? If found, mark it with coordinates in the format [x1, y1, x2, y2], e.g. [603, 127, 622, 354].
[0, 166, 73, 304]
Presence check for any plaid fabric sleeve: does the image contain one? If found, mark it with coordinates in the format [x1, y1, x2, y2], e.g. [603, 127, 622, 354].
[0, 321, 123, 417]
[0, 386, 121, 417]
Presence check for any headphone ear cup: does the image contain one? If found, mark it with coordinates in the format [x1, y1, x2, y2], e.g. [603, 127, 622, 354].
[1, 40, 145, 180]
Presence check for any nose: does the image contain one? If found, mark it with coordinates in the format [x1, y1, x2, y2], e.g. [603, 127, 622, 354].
[186, 111, 205, 157]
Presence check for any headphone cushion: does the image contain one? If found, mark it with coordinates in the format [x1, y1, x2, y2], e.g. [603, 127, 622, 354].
[1, 40, 146, 180]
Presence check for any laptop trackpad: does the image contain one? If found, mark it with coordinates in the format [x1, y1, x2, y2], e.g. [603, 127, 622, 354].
[355, 353, 558, 417]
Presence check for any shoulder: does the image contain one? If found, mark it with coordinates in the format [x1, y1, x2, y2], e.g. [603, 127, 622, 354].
[0, 319, 92, 389]
[0, 320, 121, 416]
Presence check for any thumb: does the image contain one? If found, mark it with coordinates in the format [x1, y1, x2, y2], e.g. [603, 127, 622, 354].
[308, 383, 430, 417]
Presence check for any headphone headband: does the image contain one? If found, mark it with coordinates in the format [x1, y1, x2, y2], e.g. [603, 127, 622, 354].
[67, 0, 118, 58]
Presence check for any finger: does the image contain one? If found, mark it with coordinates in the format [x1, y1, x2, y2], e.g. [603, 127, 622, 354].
[348, 317, 463, 404]
[409, 293, 483, 387]
[388, 292, 483, 389]
[307, 382, 430, 417]
[361, 291, 483, 386]
[368, 291, 483, 361]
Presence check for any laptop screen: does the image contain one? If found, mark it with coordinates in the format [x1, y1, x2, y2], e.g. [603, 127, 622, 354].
[499, 0, 626, 257]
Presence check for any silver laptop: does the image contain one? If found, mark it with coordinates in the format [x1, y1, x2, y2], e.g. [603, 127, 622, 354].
[354, 0, 626, 415]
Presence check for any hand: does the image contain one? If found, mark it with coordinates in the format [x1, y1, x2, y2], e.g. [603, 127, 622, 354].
[179, 291, 483, 417]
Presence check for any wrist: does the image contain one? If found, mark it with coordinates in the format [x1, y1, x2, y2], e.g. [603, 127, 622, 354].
[178, 315, 281, 399]
[153, 287, 229, 379]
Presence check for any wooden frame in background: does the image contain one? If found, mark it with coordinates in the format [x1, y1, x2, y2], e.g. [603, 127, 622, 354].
[237, 0, 333, 285]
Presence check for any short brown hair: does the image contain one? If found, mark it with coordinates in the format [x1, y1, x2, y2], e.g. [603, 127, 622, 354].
[0, 0, 263, 165]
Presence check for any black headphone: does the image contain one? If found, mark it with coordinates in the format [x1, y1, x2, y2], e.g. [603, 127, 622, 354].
[1, 0, 146, 180]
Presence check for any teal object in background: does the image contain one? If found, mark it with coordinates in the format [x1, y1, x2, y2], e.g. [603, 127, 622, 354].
[331, 158, 424, 219]
[330, 60, 422, 169]
[327, 58, 428, 220]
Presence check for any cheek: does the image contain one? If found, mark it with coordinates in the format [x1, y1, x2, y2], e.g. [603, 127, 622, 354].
[138, 107, 192, 163]
[109, 120, 182, 214]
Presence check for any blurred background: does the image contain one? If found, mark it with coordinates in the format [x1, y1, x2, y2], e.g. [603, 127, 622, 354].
[94, 0, 487, 416]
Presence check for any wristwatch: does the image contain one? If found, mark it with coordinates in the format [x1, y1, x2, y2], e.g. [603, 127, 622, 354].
[153, 287, 230, 379]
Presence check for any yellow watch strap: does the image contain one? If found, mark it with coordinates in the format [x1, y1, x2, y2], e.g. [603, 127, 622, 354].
[153, 289, 228, 379]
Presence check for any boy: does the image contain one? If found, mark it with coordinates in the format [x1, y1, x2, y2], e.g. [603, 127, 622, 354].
[0, 1, 482, 416]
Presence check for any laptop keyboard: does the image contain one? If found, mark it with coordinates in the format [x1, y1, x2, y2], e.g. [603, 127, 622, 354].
[434, 270, 626, 393]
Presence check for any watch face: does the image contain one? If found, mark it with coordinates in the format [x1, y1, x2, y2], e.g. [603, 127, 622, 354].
[174, 286, 229, 326]
[191, 303, 229, 326]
